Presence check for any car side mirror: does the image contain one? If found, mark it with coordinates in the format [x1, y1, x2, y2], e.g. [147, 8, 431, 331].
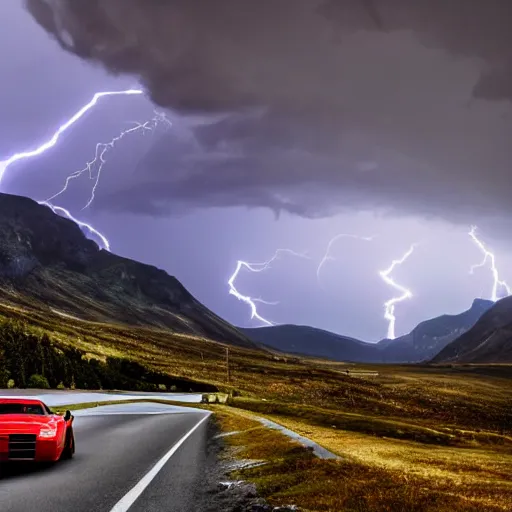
[64, 410, 72, 421]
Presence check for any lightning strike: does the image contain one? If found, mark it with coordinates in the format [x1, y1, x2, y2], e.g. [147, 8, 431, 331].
[0, 89, 143, 185]
[317, 233, 374, 281]
[228, 249, 310, 326]
[379, 244, 416, 340]
[39, 201, 110, 252]
[46, 111, 172, 209]
[469, 226, 510, 301]
[0, 89, 148, 252]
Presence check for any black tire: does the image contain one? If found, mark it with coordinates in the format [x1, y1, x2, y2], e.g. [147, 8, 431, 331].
[61, 428, 75, 460]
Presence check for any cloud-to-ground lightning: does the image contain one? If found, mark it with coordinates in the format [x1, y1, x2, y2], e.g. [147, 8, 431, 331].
[0, 88, 158, 253]
[469, 226, 511, 301]
[228, 249, 310, 326]
[379, 244, 417, 340]
[45, 110, 172, 210]
[316, 233, 374, 281]
[39, 201, 110, 251]
[0, 89, 143, 185]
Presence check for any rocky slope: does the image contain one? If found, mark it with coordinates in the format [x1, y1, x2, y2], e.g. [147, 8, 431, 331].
[0, 193, 255, 349]
[432, 296, 512, 363]
[377, 298, 494, 362]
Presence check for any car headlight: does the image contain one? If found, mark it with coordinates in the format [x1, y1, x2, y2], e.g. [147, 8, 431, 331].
[39, 428, 57, 438]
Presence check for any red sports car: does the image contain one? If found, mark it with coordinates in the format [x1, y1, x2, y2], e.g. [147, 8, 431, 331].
[0, 398, 75, 462]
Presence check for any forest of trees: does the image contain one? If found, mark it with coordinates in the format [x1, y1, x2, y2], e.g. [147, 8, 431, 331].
[0, 319, 216, 392]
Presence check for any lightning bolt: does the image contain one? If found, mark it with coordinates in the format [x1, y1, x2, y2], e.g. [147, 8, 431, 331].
[39, 201, 110, 251]
[379, 244, 416, 340]
[0, 88, 147, 253]
[317, 233, 374, 281]
[228, 249, 310, 326]
[469, 226, 510, 301]
[0, 89, 143, 185]
[45, 110, 172, 210]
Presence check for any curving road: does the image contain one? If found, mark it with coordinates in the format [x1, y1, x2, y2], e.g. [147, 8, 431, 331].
[0, 401, 213, 512]
[0, 389, 203, 406]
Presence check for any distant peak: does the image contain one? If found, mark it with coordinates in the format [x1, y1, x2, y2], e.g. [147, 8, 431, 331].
[471, 298, 494, 309]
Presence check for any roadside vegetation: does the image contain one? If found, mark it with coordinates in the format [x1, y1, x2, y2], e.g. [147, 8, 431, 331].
[215, 409, 512, 511]
[48, 397, 512, 512]
[0, 318, 216, 392]
[1, 299, 512, 510]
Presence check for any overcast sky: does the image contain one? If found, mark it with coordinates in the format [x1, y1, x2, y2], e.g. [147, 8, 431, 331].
[1, 1, 511, 342]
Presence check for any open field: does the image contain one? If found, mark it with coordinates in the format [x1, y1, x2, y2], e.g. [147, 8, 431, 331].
[1, 299, 512, 510]
[215, 409, 512, 512]
[47, 397, 512, 511]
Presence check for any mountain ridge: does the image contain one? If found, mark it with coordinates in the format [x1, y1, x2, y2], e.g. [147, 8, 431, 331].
[432, 295, 512, 363]
[240, 324, 376, 361]
[1, 192, 503, 363]
[241, 298, 494, 362]
[377, 298, 494, 362]
[0, 193, 256, 349]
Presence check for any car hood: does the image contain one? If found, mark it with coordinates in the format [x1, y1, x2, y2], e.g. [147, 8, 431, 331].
[0, 414, 58, 434]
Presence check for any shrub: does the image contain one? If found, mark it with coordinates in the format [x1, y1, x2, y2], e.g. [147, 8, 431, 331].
[0, 319, 217, 393]
[0, 368, 9, 388]
[28, 374, 50, 389]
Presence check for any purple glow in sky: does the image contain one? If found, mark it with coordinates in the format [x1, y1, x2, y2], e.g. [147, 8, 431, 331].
[1, 1, 512, 342]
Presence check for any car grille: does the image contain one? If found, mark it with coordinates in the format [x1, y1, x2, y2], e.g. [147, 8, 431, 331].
[8, 434, 37, 460]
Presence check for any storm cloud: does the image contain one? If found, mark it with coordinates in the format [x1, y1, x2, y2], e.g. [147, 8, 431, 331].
[25, 0, 512, 226]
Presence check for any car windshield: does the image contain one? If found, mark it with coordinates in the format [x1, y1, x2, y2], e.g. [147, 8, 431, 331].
[0, 403, 45, 415]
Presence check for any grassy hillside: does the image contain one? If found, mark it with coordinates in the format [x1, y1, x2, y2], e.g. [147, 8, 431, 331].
[1, 297, 511, 432]
[1, 297, 512, 510]
[0, 193, 255, 349]
[0, 317, 216, 392]
[216, 407, 512, 512]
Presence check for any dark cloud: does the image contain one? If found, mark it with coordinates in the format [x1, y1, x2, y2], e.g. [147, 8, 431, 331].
[473, 60, 512, 101]
[25, 0, 512, 226]
[99, 111, 507, 228]
[321, 1, 512, 100]
[26, 0, 512, 106]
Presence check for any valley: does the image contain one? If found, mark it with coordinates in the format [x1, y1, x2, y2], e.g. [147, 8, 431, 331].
[1, 294, 512, 510]
[0, 193, 511, 511]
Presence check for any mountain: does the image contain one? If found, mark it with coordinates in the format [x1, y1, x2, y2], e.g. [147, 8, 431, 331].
[241, 298, 494, 363]
[432, 296, 512, 363]
[376, 298, 494, 362]
[0, 193, 255, 349]
[239, 324, 376, 361]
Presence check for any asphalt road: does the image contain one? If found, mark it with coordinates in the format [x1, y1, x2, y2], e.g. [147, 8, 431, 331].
[0, 402, 213, 512]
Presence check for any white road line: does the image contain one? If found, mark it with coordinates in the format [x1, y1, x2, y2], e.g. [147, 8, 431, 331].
[108, 413, 210, 512]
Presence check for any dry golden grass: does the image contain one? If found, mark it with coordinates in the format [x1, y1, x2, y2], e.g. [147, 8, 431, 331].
[215, 409, 512, 512]
[3, 299, 512, 510]
[262, 416, 512, 484]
